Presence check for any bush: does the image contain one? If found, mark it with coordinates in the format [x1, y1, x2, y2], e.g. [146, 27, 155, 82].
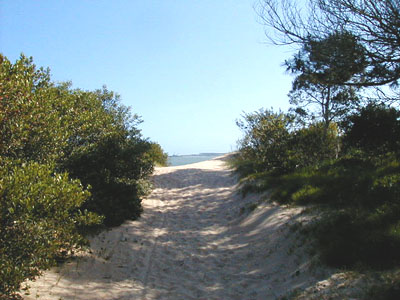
[64, 133, 154, 226]
[0, 158, 101, 296]
[146, 142, 169, 167]
[313, 208, 400, 268]
[0, 54, 166, 296]
[1, 54, 160, 228]
[289, 122, 339, 168]
[236, 108, 339, 177]
[343, 103, 400, 157]
[236, 109, 294, 174]
[0, 56, 116, 164]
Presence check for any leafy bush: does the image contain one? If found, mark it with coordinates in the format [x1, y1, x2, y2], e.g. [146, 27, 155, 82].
[236, 109, 339, 177]
[0, 54, 161, 228]
[0, 55, 117, 165]
[61, 86, 155, 226]
[288, 122, 339, 168]
[342, 103, 400, 157]
[236, 109, 295, 174]
[65, 134, 154, 226]
[311, 206, 400, 268]
[0, 54, 166, 297]
[146, 142, 169, 167]
[0, 158, 101, 296]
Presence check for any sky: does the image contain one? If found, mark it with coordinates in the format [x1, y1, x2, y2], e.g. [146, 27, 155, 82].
[0, 0, 294, 155]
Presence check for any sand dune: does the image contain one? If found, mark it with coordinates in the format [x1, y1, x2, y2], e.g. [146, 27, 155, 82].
[22, 155, 366, 299]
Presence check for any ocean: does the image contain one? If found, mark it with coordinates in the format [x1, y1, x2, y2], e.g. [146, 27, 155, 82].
[167, 153, 225, 167]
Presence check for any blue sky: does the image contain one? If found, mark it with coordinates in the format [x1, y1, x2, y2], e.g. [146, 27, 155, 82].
[0, 0, 294, 155]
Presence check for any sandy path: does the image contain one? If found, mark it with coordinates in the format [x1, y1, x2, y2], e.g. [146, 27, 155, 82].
[23, 155, 337, 300]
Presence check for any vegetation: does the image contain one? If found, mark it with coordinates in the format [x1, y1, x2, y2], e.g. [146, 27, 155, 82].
[233, 1, 400, 297]
[0, 159, 100, 296]
[146, 142, 169, 167]
[256, 0, 400, 87]
[0, 54, 166, 297]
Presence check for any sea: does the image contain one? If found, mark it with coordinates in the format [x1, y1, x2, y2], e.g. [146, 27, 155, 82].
[167, 153, 225, 167]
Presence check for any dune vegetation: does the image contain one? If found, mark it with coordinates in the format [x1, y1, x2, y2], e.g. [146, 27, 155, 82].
[231, 0, 400, 298]
[0, 54, 167, 298]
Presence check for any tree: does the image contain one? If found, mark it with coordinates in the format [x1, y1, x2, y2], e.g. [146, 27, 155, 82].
[286, 31, 363, 127]
[256, 0, 400, 88]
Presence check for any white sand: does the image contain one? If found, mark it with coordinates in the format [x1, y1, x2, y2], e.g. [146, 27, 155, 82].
[22, 155, 366, 299]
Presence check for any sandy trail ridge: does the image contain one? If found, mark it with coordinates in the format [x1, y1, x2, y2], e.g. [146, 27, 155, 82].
[23, 155, 361, 299]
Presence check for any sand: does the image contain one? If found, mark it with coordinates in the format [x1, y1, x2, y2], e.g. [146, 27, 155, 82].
[22, 155, 366, 299]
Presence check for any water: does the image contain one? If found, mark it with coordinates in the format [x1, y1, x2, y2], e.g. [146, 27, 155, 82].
[167, 153, 225, 166]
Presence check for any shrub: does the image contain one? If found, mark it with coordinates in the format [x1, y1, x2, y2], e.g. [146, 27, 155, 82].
[0, 55, 116, 164]
[288, 122, 339, 168]
[0, 158, 101, 296]
[313, 208, 400, 268]
[343, 103, 400, 157]
[236, 109, 294, 174]
[146, 142, 169, 167]
[1, 54, 160, 228]
[235, 108, 339, 179]
[367, 273, 400, 300]
[0, 54, 166, 296]
[64, 134, 153, 226]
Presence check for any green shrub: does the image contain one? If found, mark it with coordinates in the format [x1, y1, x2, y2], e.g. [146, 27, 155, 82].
[0, 158, 101, 296]
[0, 54, 165, 297]
[146, 142, 169, 167]
[343, 103, 400, 157]
[1, 54, 160, 228]
[233, 150, 400, 268]
[235, 108, 339, 181]
[288, 122, 339, 168]
[236, 109, 294, 174]
[0, 55, 115, 164]
[291, 184, 322, 204]
[64, 134, 153, 226]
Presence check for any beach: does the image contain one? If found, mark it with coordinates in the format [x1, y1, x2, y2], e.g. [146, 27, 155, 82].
[22, 154, 367, 299]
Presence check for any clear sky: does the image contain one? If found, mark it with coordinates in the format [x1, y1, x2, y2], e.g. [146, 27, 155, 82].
[0, 0, 294, 155]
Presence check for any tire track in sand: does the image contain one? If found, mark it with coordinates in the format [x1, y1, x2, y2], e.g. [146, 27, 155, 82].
[140, 197, 167, 300]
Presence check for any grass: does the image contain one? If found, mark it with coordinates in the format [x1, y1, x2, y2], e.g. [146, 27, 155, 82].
[366, 271, 400, 300]
[229, 153, 400, 299]
[230, 154, 400, 269]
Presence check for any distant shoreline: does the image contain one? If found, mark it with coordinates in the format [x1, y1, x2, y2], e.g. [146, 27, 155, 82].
[169, 152, 226, 158]
[167, 153, 226, 166]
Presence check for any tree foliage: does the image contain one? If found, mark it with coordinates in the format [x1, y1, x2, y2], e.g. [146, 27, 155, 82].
[286, 31, 363, 126]
[257, 0, 400, 88]
[0, 54, 165, 297]
[65, 134, 153, 226]
[0, 55, 116, 164]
